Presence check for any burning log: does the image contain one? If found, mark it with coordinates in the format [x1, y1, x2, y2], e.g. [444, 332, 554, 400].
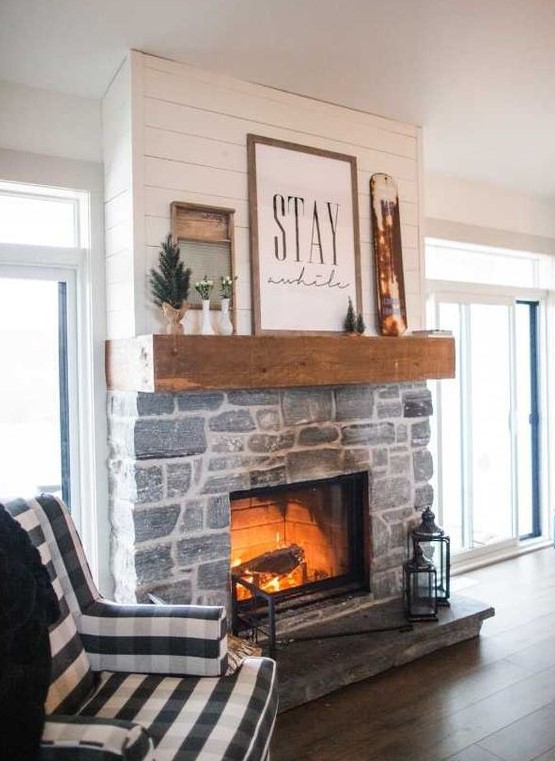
[233, 544, 305, 578]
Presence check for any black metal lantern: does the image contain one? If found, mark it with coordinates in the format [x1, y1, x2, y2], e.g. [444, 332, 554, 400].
[403, 543, 438, 621]
[411, 506, 451, 606]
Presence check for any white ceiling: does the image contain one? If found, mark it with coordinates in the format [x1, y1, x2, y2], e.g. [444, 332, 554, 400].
[1, 0, 554, 199]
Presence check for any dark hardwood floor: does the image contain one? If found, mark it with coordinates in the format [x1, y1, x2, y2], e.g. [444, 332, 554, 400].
[272, 547, 555, 761]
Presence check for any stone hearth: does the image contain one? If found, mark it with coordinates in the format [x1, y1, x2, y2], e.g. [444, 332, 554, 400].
[108, 382, 434, 609]
[276, 594, 495, 711]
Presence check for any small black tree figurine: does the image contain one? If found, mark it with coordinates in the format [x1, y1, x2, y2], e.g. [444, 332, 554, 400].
[344, 297, 357, 334]
[149, 235, 191, 334]
[355, 312, 366, 335]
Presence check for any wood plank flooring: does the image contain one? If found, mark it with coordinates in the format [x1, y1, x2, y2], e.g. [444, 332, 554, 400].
[272, 548, 555, 761]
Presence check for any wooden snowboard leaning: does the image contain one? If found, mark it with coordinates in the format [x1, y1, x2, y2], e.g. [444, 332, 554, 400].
[370, 173, 407, 336]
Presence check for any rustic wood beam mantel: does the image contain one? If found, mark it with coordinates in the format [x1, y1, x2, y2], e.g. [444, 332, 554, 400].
[105, 334, 455, 392]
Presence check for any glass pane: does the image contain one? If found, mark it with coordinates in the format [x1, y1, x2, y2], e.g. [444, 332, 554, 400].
[426, 243, 539, 288]
[515, 303, 534, 537]
[469, 303, 513, 546]
[0, 193, 77, 247]
[178, 240, 231, 306]
[437, 302, 464, 551]
[0, 278, 64, 498]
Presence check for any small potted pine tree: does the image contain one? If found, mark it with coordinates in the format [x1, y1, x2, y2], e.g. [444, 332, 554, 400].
[344, 297, 357, 335]
[149, 235, 191, 334]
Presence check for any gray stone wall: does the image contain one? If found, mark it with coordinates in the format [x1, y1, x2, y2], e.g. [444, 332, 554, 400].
[107, 383, 433, 607]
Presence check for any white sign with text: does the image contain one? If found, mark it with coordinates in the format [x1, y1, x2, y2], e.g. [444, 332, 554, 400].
[249, 137, 361, 333]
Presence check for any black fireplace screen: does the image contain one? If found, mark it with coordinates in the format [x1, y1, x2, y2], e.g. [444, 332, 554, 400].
[230, 472, 368, 603]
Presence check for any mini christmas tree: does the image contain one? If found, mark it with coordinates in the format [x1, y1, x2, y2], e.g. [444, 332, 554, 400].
[149, 235, 191, 309]
[344, 297, 357, 333]
[355, 312, 366, 335]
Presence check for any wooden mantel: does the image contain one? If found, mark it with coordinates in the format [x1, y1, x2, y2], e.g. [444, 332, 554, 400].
[105, 334, 455, 392]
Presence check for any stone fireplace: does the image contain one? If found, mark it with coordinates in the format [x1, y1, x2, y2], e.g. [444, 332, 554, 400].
[105, 340, 497, 710]
[107, 382, 434, 610]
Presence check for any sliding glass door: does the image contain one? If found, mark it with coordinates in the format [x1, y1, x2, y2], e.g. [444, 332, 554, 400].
[0, 267, 77, 504]
[433, 295, 541, 554]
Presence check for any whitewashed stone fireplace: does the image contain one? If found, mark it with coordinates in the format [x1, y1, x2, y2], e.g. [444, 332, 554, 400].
[108, 382, 434, 610]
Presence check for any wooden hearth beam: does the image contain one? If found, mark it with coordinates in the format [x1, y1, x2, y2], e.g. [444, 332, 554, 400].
[105, 334, 455, 392]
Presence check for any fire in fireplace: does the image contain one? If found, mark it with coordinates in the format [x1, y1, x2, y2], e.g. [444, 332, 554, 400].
[230, 472, 369, 605]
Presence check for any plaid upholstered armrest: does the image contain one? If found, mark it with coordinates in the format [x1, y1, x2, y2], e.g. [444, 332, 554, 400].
[79, 600, 227, 677]
[40, 716, 153, 760]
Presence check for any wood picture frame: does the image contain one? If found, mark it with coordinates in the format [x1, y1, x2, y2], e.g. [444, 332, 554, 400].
[247, 134, 362, 335]
[170, 202, 236, 323]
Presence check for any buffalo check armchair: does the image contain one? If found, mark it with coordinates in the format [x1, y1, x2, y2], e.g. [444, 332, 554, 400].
[3, 495, 278, 760]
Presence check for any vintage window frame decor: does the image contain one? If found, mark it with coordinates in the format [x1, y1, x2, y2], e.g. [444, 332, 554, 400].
[170, 201, 236, 321]
[247, 134, 362, 335]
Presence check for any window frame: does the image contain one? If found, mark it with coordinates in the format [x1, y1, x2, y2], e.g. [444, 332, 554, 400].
[0, 179, 107, 591]
[425, 239, 553, 570]
[0, 261, 80, 506]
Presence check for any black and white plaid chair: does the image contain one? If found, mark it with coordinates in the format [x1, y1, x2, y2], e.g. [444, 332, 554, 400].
[4, 495, 278, 760]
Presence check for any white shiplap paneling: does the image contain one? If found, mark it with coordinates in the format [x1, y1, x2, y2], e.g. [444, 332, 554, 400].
[132, 52, 424, 334]
[143, 67, 417, 158]
[142, 108, 418, 179]
[102, 57, 135, 339]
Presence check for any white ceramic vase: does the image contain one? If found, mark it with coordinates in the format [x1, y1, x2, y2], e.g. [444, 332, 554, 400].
[200, 299, 215, 335]
[219, 297, 233, 335]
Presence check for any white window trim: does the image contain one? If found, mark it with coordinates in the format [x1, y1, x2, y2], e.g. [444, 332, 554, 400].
[426, 279, 549, 303]
[0, 163, 109, 595]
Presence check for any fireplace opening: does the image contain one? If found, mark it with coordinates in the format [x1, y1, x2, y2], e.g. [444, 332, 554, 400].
[230, 472, 369, 606]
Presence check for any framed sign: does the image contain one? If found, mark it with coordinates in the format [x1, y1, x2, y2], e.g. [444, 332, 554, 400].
[247, 134, 362, 334]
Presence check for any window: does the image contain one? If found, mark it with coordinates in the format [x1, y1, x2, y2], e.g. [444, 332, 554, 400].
[0, 189, 79, 247]
[426, 239, 548, 289]
[426, 239, 551, 564]
[0, 272, 75, 501]
[0, 182, 89, 523]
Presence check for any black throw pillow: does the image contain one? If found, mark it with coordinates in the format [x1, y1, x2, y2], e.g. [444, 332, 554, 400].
[0, 504, 61, 761]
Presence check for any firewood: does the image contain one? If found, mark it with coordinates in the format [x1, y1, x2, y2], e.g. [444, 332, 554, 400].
[233, 544, 305, 577]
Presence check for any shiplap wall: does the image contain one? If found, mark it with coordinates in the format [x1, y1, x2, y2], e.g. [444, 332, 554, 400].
[110, 51, 425, 336]
[102, 57, 137, 339]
